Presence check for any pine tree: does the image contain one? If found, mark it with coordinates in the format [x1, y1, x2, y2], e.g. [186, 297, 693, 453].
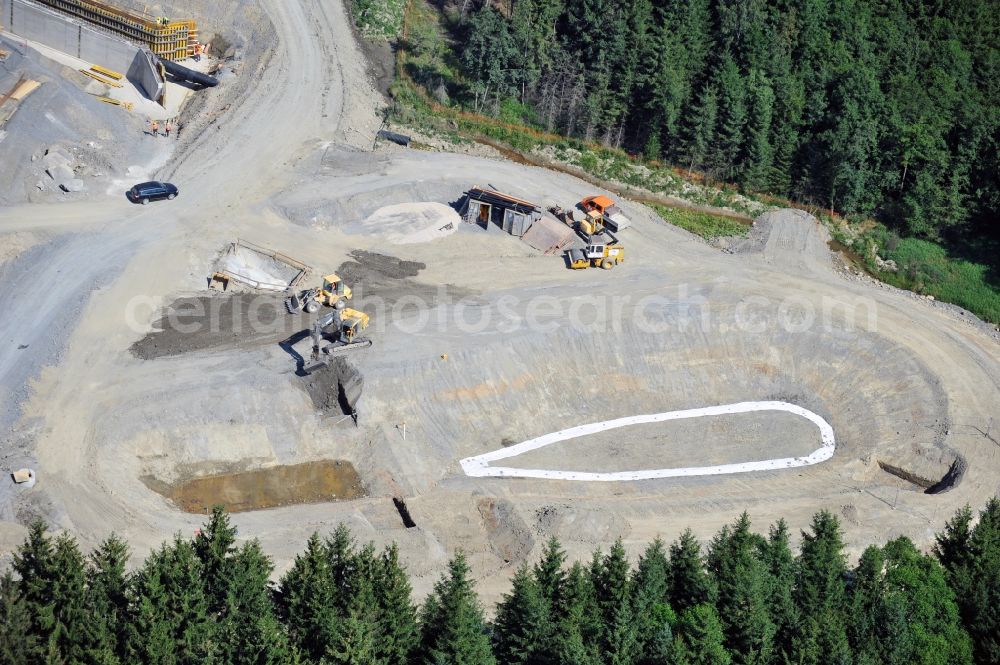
[193, 505, 238, 616]
[418, 552, 495, 665]
[277, 533, 337, 661]
[668, 529, 715, 612]
[493, 564, 553, 664]
[0, 572, 38, 665]
[375, 544, 418, 664]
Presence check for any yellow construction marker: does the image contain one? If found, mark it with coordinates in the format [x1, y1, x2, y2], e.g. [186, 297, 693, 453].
[79, 69, 123, 88]
[90, 64, 123, 80]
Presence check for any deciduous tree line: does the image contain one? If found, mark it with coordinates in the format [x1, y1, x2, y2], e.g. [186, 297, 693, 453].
[450, 0, 998, 239]
[1, 499, 999, 664]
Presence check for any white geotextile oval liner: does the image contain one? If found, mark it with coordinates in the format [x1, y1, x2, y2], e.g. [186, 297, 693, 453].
[460, 401, 835, 481]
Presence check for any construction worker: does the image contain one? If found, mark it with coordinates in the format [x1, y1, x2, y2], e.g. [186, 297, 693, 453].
[150, 119, 159, 136]
[165, 120, 172, 137]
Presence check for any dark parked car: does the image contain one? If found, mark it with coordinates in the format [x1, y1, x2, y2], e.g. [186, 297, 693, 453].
[128, 181, 178, 204]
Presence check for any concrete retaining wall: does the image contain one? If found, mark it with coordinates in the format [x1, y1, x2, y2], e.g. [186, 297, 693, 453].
[126, 48, 163, 101]
[2, 0, 138, 72]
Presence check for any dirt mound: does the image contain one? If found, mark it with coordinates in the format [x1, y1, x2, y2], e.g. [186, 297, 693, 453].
[336, 249, 473, 307]
[477, 497, 534, 565]
[130, 293, 304, 359]
[301, 356, 364, 417]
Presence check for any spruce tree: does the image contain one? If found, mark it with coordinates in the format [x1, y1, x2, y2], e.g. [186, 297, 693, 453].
[795, 510, 847, 619]
[127, 535, 218, 664]
[668, 529, 715, 612]
[12, 520, 57, 659]
[936, 498, 1000, 664]
[418, 552, 494, 665]
[672, 604, 730, 665]
[326, 524, 358, 618]
[706, 513, 774, 664]
[277, 532, 337, 661]
[533, 537, 566, 615]
[0, 572, 38, 665]
[493, 563, 553, 664]
[87, 534, 132, 664]
[327, 546, 379, 665]
[375, 544, 418, 664]
[631, 539, 673, 665]
[217, 540, 292, 665]
[761, 520, 798, 662]
[553, 562, 602, 665]
[193, 505, 238, 616]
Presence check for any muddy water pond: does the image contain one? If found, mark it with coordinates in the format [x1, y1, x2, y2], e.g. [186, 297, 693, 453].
[144, 460, 366, 514]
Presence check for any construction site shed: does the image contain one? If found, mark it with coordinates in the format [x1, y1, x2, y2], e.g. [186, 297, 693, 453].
[462, 186, 541, 237]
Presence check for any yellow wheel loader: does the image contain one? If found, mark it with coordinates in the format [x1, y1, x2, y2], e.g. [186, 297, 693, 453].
[285, 273, 353, 314]
[566, 234, 625, 270]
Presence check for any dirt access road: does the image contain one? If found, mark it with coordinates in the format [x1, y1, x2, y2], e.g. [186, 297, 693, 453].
[2, 0, 1000, 604]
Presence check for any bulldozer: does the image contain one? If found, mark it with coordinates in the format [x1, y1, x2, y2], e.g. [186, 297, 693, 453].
[286, 273, 352, 314]
[301, 306, 373, 374]
[566, 232, 625, 270]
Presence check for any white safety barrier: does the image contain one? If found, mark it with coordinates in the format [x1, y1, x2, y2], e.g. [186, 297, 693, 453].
[460, 401, 835, 481]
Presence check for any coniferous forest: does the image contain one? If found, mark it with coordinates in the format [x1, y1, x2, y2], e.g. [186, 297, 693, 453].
[416, 0, 1000, 243]
[2, 500, 999, 664]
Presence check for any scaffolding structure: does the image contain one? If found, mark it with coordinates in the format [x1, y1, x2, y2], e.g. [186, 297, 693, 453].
[35, 0, 198, 61]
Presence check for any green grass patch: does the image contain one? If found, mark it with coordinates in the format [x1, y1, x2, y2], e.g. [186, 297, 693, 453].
[352, 0, 405, 40]
[650, 205, 750, 240]
[871, 235, 1000, 323]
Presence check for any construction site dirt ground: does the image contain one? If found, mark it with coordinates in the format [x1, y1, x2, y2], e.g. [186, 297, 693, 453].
[2, 0, 1000, 605]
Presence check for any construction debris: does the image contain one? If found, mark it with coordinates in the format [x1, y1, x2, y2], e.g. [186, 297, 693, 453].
[0, 77, 41, 127]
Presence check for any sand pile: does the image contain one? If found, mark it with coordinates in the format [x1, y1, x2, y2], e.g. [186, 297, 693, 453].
[357, 202, 460, 244]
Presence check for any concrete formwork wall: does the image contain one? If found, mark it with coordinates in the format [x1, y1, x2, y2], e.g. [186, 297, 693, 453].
[2, 0, 139, 72]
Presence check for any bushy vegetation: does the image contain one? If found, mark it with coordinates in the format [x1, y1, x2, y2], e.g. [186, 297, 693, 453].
[3, 499, 1000, 664]
[351, 0, 406, 40]
[650, 204, 750, 240]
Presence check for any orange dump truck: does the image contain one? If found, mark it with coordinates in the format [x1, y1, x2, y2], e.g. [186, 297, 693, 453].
[579, 195, 632, 232]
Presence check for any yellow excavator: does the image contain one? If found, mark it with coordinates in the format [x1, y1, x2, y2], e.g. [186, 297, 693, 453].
[285, 273, 352, 314]
[301, 306, 372, 374]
